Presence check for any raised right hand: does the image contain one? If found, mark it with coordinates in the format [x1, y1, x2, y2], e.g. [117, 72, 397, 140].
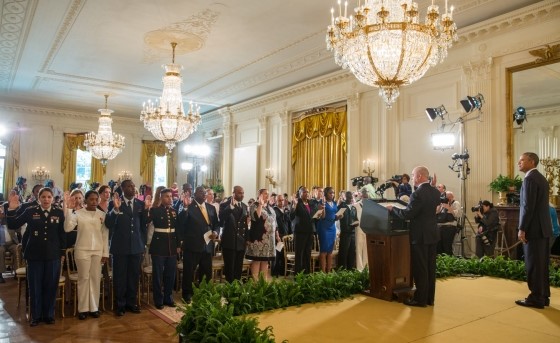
[112, 193, 121, 210]
[8, 191, 20, 209]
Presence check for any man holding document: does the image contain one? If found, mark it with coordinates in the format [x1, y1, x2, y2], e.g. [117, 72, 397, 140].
[177, 186, 219, 304]
[316, 187, 344, 273]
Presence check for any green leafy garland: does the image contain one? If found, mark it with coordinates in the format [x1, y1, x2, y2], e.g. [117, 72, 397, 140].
[177, 256, 560, 342]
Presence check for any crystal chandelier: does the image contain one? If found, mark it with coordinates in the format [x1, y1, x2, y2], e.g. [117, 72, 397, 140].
[32, 166, 50, 182]
[141, 42, 202, 152]
[327, 0, 458, 108]
[84, 95, 125, 166]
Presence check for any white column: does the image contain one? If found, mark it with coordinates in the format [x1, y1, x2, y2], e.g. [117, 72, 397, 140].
[279, 110, 291, 193]
[461, 57, 493, 257]
[258, 115, 269, 190]
[346, 93, 361, 190]
[220, 107, 233, 194]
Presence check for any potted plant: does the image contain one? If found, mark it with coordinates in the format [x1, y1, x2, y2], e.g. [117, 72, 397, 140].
[489, 174, 520, 205]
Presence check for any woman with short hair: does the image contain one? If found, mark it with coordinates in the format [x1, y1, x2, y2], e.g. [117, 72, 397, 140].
[64, 190, 109, 320]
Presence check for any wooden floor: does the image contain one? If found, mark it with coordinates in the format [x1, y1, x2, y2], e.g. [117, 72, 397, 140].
[0, 272, 179, 343]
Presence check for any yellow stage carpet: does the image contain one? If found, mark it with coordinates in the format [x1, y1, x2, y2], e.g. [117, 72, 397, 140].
[255, 276, 560, 342]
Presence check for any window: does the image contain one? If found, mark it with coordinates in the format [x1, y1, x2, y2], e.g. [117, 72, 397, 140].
[76, 149, 92, 187]
[0, 143, 5, 194]
[153, 155, 167, 189]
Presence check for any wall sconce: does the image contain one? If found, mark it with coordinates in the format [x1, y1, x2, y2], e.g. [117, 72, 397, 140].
[362, 159, 375, 176]
[118, 170, 132, 182]
[32, 166, 50, 182]
[265, 168, 277, 187]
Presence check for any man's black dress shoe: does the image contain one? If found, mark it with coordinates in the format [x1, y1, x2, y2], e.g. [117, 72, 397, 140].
[125, 305, 141, 313]
[78, 312, 88, 320]
[515, 299, 544, 309]
[403, 299, 427, 307]
[45, 318, 55, 324]
[164, 302, 176, 307]
[155, 304, 164, 310]
[115, 308, 125, 316]
[29, 319, 40, 327]
[89, 311, 100, 318]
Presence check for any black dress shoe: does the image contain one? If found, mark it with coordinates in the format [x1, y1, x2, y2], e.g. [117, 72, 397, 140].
[78, 312, 88, 320]
[89, 311, 100, 318]
[115, 308, 125, 316]
[29, 320, 40, 327]
[45, 318, 55, 324]
[125, 305, 141, 313]
[155, 304, 164, 310]
[515, 299, 544, 309]
[404, 299, 427, 307]
[164, 302, 176, 307]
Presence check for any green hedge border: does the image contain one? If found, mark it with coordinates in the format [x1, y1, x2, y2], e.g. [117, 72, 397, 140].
[177, 255, 560, 342]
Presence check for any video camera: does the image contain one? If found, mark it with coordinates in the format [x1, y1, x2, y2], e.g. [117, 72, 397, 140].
[351, 176, 378, 189]
[471, 200, 483, 213]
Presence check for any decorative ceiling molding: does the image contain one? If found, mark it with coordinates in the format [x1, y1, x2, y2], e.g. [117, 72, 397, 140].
[0, 102, 140, 124]
[205, 46, 333, 102]
[39, 0, 85, 72]
[190, 29, 325, 95]
[142, 7, 221, 63]
[224, 70, 352, 115]
[0, 0, 35, 89]
[455, 0, 559, 46]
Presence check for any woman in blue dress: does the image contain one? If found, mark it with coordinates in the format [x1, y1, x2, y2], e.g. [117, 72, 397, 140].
[317, 187, 342, 272]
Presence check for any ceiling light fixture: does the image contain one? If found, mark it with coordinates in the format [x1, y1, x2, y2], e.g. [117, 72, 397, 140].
[84, 95, 125, 166]
[326, 0, 458, 108]
[141, 42, 202, 152]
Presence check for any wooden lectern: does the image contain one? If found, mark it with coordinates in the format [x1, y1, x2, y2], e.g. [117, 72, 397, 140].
[360, 199, 413, 301]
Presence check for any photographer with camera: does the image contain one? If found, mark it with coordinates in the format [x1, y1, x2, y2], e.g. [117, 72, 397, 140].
[473, 200, 500, 258]
[436, 191, 461, 255]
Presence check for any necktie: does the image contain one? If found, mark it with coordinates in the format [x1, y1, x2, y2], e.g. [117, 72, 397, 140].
[127, 200, 132, 212]
[199, 203, 210, 224]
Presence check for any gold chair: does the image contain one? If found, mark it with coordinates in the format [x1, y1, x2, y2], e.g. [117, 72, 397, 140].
[282, 235, 295, 276]
[65, 248, 79, 315]
[15, 244, 27, 308]
[141, 246, 153, 304]
[56, 260, 66, 318]
[311, 235, 320, 272]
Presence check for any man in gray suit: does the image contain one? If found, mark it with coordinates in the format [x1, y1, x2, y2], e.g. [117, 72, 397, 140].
[387, 166, 440, 307]
[516, 152, 553, 309]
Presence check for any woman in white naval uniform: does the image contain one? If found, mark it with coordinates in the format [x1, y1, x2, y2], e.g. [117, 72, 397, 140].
[64, 190, 109, 320]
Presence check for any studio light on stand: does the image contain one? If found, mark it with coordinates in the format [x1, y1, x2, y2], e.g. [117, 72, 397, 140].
[426, 93, 486, 257]
[513, 106, 527, 133]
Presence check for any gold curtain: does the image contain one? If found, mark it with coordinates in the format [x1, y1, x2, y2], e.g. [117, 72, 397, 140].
[1, 131, 20, 192]
[90, 158, 105, 185]
[140, 140, 176, 187]
[61, 133, 85, 190]
[292, 109, 347, 193]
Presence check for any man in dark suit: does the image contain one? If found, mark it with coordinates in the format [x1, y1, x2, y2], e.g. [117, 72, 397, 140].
[219, 186, 248, 283]
[337, 191, 358, 270]
[387, 166, 440, 307]
[290, 186, 317, 274]
[177, 186, 219, 303]
[515, 152, 553, 309]
[272, 194, 291, 276]
[148, 188, 180, 309]
[105, 179, 148, 316]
